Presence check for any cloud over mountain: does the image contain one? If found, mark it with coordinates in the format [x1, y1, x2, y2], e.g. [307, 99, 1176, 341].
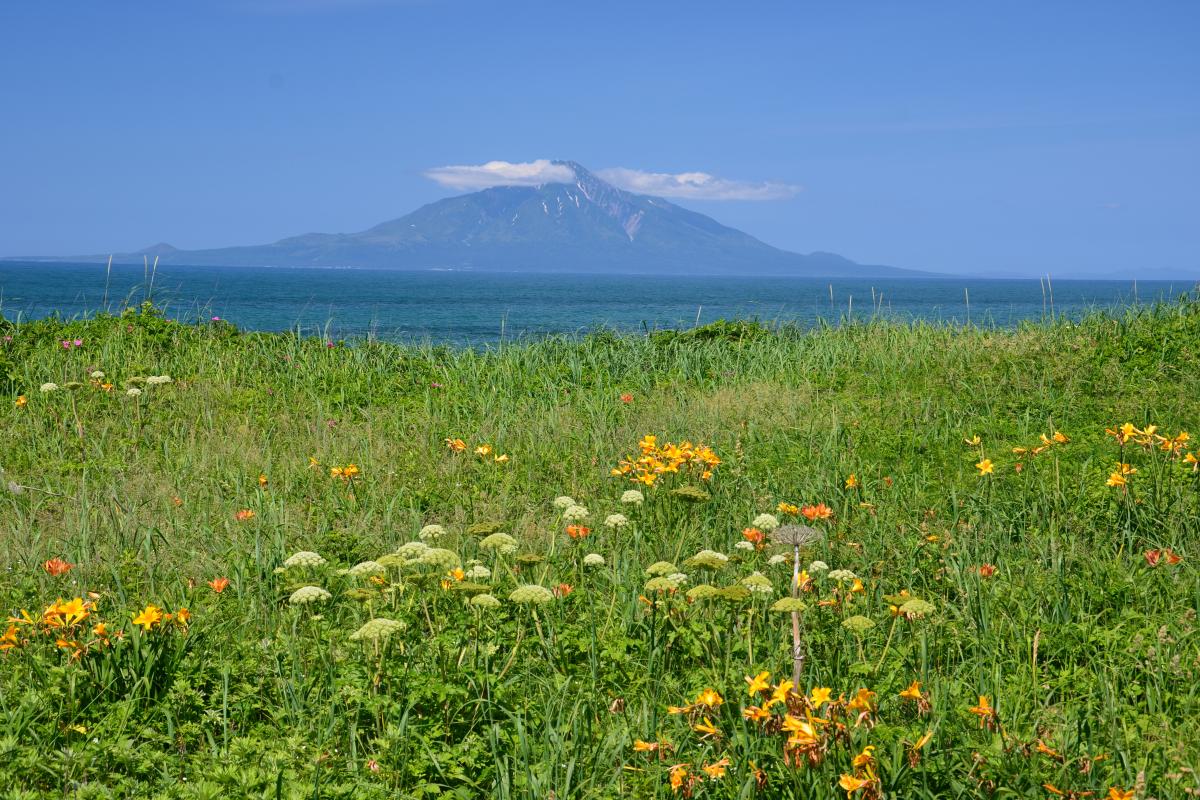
[423, 160, 576, 190]
[424, 159, 799, 200]
[595, 167, 800, 200]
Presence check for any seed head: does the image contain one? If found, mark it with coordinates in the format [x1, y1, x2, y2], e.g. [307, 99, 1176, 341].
[509, 585, 554, 605]
[350, 617, 405, 641]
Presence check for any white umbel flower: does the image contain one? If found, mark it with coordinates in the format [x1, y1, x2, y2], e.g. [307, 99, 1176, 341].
[469, 593, 501, 608]
[418, 524, 447, 541]
[620, 490, 644, 505]
[289, 585, 332, 605]
[479, 532, 518, 555]
[347, 560, 385, 578]
[350, 617, 405, 641]
[740, 572, 774, 595]
[284, 551, 327, 568]
[751, 513, 780, 531]
[509, 585, 554, 604]
[416, 547, 460, 569]
[562, 504, 590, 522]
[396, 541, 430, 560]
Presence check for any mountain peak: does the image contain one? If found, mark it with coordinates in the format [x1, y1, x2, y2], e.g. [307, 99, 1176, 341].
[550, 159, 590, 180]
[51, 161, 923, 277]
[136, 242, 179, 256]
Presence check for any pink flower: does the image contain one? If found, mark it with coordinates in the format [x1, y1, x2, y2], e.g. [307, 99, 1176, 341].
[74, 339, 83, 347]
[211, 316, 221, 321]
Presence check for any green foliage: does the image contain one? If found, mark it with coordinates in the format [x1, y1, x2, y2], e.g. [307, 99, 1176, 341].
[1, 299, 1199, 797]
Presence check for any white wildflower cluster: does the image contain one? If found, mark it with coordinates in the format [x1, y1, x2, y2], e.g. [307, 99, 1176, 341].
[827, 569, 857, 583]
[620, 490, 644, 505]
[768, 554, 789, 566]
[346, 560, 385, 579]
[126, 388, 142, 398]
[751, 513, 780, 531]
[552, 496, 577, 509]
[667, 572, 689, 585]
[90, 370, 105, 380]
[349, 617, 405, 641]
[808, 560, 830, 573]
[740, 572, 774, 595]
[509, 585, 554, 605]
[562, 504, 590, 522]
[416, 547, 460, 569]
[479, 532, 518, 555]
[685, 550, 730, 569]
[645, 575, 680, 592]
[603, 513, 628, 529]
[418, 524, 447, 541]
[396, 541, 430, 561]
[283, 551, 327, 569]
[469, 593, 501, 609]
[465, 564, 491, 580]
[734, 540, 756, 551]
[145, 375, 172, 386]
[645, 561, 677, 576]
[40, 383, 58, 393]
[583, 553, 606, 567]
[288, 585, 332, 605]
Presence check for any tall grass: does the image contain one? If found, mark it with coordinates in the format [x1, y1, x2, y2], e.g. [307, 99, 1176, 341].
[1, 299, 1198, 798]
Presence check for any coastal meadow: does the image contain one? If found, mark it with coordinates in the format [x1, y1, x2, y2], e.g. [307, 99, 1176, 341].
[1, 300, 1198, 798]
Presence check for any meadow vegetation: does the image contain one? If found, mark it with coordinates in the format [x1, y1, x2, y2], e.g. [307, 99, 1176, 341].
[1, 298, 1199, 798]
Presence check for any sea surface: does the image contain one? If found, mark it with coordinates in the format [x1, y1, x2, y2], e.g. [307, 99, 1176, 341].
[1, 261, 1195, 346]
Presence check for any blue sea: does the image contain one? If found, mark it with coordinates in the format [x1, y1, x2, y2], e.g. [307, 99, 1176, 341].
[1, 261, 1195, 346]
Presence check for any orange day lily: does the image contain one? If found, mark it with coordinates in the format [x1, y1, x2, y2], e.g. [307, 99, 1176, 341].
[43, 557, 74, 577]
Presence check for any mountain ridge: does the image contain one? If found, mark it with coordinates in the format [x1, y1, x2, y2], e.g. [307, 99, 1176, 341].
[6, 161, 929, 277]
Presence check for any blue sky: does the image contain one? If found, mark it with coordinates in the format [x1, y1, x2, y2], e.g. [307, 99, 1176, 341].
[1, 0, 1196, 276]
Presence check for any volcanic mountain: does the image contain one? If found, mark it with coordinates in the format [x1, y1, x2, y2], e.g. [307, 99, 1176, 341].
[33, 162, 923, 276]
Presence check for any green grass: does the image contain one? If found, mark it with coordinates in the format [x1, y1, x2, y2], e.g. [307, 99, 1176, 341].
[1, 299, 1199, 799]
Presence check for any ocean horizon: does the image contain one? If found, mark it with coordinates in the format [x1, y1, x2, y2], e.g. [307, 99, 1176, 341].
[2, 260, 1196, 346]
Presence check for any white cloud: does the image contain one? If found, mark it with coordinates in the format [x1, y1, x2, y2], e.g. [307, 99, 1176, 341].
[423, 160, 576, 191]
[595, 167, 800, 201]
